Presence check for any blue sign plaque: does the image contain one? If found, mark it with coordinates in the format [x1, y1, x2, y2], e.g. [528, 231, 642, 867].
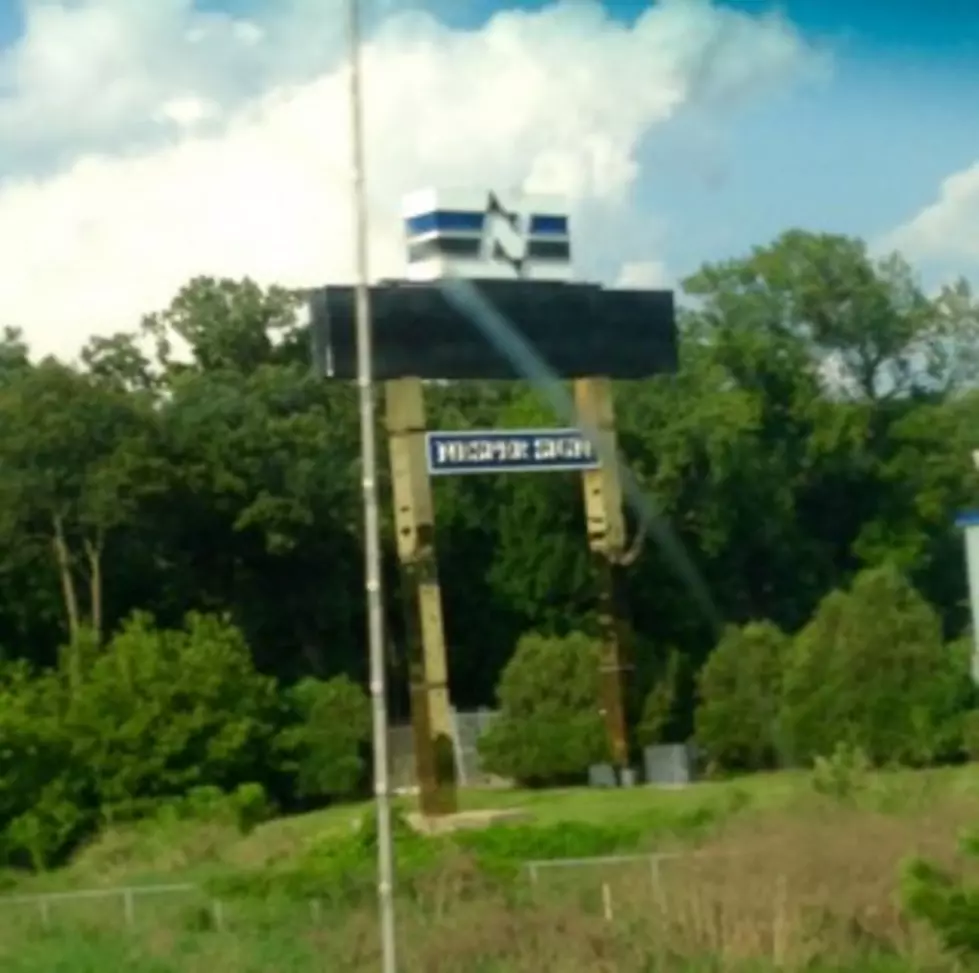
[426, 428, 599, 476]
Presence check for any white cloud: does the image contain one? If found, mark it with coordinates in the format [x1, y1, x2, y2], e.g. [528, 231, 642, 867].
[0, 0, 822, 358]
[882, 162, 979, 269]
[615, 259, 672, 289]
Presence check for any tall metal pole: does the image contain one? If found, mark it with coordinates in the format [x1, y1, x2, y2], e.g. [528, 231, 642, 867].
[346, 1, 398, 971]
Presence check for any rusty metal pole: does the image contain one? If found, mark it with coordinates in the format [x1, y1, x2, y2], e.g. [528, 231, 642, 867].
[385, 377, 458, 816]
[575, 376, 633, 782]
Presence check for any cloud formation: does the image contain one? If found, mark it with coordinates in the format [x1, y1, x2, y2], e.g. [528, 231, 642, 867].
[0, 0, 821, 358]
[882, 162, 979, 272]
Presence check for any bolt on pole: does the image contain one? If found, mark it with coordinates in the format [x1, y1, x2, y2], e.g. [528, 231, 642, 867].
[346, 1, 398, 971]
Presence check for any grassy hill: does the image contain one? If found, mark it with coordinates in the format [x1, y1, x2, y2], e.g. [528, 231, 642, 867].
[3, 765, 979, 971]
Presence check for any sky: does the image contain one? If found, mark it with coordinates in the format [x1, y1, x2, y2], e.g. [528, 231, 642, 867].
[0, 0, 976, 358]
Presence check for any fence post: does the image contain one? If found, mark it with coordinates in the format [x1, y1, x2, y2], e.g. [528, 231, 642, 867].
[212, 899, 224, 931]
[601, 881, 613, 922]
[38, 897, 50, 928]
[310, 898, 322, 923]
[123, 889, 135, 928]
[649, 854, 667, 917]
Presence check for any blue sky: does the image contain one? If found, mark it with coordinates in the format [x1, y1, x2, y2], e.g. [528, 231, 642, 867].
[0, 0, 975, 355]
[425, 0, 979, 282]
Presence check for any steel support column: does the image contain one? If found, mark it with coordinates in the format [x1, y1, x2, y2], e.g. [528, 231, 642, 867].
[575, 376, 633, 779]
[385, 377, 458, 815]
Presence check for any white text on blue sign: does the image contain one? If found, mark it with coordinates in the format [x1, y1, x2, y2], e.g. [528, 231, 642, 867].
[426, 429, 599, 475]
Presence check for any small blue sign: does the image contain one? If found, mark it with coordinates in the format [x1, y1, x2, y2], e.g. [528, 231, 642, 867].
[957, 511, 979, 528]
[426, 428, 599, 476]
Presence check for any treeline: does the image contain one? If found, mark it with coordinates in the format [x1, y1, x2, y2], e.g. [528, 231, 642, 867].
[479, 565, 977, 787]
[0, 229, 977, 864]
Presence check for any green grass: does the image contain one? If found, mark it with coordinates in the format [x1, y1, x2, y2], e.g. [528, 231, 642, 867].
[4, 765, 979, 970]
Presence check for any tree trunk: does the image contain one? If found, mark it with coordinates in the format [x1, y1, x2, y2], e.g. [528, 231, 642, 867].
[52, 515, 80, 644]
[83, 534, 104, 644]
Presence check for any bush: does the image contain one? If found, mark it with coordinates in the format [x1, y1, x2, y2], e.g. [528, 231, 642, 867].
[962, 709, 979, 761]
[0, 612, 289, 867]
[810, 742, 870, 802]
[780, 565, 967, 767]
[207, 806, 440, 907]
[0, 664, 94, 869]
[149, 782, 273, 835]
[454, 819, 640, 876]
[276, 674, 371, 801]
[902, 830, 979, 958]
[67, 612, 284, 810]
[694, 621, 787, 772]
[478, 631, 609, 786]
[635, 648, 683, 748]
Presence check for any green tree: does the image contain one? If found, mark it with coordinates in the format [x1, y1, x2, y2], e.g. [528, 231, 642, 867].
[695, 621, 788, 772]
[780, 565, 966, 766]
[66, 612, 283, 815]
[277, 675, 371, 801]
[0, 663, 93, 868]
[478, 631, 608, 786]
[0, 362, 165, 658]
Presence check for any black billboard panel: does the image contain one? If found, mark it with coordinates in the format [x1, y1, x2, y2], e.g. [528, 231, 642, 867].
[309, 279, 677, 381]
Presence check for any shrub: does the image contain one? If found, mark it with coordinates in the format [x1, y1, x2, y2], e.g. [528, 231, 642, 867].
[810, 742, 871, 803]
[0, 664, 94, 868]
[780, 566, 966, 767]
[478, 631, 609, 786]
[635, 648, 683, 748]
[902, 830, 979, 958]
[67, 612, 284, 810]
[694, 621, 787, 772]
[276, 674, 371, 802]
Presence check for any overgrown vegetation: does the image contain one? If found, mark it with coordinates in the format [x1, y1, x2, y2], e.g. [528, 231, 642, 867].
[3, 231, 979, 967]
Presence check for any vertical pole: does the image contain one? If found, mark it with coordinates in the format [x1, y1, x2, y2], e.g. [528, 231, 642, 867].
[346, 2, 398, 971]
[385, 377, 458, 816]
[575, 376, 633, 781]
[960, 518, 979, 683]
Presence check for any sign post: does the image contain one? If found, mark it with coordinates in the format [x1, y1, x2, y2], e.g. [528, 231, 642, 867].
[575, 376, 634, 782]
[310, 184, 678, 812]
[385, 378, 457, 815]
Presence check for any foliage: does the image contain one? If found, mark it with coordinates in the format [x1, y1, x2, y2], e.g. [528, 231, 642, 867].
[68, 612, 283, 814]
[478, 631, 609, 786]
[780, 566, 967, 767]
[961, 709, 979, 761]
[454, 819, 641, 877]
[902, 831, 979, 959]
[0, 235, 975, 861]
[635, 647, 684, 748]
[276, 674, 371, 801]
[149, 783, 274, 835]
[810, 742, 871, 802]
[694, 621, 788, 772]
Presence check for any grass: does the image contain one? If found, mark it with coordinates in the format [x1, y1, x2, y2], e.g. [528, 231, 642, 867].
[4, 765, 979, 970]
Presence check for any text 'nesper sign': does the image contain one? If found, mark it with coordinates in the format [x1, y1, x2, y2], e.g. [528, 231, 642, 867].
[426, 429, 599, 476]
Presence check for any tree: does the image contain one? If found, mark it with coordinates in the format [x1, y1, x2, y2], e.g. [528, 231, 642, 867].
[0, 362, 165, 660]
[684, 230, 977, 400]
[780, 565, 967, 766]
[276, 675, 371, 802]
[66, 612, 283, 814]
[694, 621, 788, 772]
[0, 663, 92, 869]
[142, 276, 301, 377]
[478, 631, 609, 786]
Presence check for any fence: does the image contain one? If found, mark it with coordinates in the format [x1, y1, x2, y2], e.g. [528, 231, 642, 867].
[0, 884, 201, 929]
[387, 707, 503, 791]
[0, 850, 732, 932]
[0, 883, 340, 931]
